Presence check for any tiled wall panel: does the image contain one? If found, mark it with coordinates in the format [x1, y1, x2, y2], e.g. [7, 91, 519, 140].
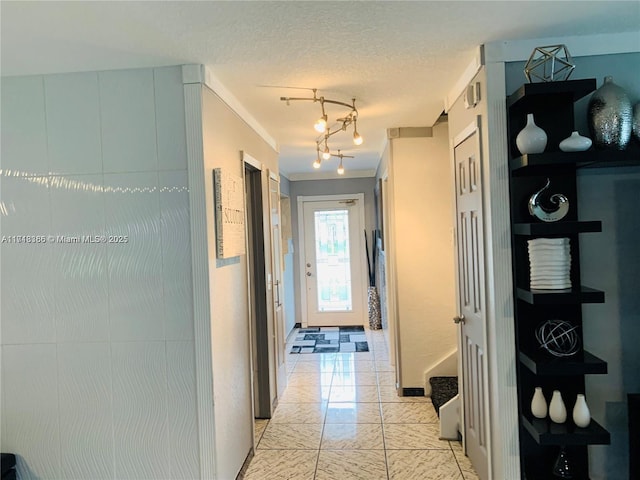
[112, 342, 170, 480]
[50, 174, 109, 342]
[1, 345, 61, 479]
[44, 72, 102, 175]
[154, 66, 188, 171]
[57, 343, 114, 479]
[160, 170, 194, 340]
[167, 341, 200, 479]
[105, 172, 164, 341]
[0, 76, 49, 175]
[0, 66, 198, 479]
[99, 69, 158, 173]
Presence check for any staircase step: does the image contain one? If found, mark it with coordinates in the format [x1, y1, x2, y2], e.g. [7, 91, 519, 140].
[429, 376, 458, 416]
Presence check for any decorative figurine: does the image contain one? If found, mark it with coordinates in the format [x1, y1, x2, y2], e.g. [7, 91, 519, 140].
[528, 179, 569, 222]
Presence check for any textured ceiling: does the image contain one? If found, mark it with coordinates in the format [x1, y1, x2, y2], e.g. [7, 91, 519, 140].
[2, 1, 639, 176]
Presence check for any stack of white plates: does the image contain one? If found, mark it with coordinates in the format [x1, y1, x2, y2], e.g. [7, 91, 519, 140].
[528, 238, 571, 290]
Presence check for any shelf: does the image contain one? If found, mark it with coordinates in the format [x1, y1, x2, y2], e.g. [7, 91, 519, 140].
[510, 149, 640, 173]
[507, 79, 596, 109]
[513, 221, 602, 236]
[522, 415, 611, 446]
[519, 350, 607, 375]
[516, 286, 605, 305]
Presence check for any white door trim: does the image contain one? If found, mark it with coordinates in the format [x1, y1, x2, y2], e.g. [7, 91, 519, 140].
[242, 151, 262, 171]
[297, 193, 367, 328]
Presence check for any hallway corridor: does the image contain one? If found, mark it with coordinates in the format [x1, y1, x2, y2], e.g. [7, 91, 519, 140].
[242, 328, 479, 480]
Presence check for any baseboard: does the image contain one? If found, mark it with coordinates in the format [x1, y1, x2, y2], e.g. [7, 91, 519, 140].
[235, 447, 254, 480]
[402, 387, 426, 397]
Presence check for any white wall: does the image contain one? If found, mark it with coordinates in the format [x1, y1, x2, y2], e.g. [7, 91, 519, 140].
[0, 66, 199, 479]
[198, 85, 279, 479]
[385, 125, 458, 389]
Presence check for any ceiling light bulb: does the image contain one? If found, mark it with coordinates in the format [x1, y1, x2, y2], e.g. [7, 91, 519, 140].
[314, 115, 327, 133]
[337, 162, 345, 175]
[313, 159, 321, 169]
[353, 131, 363, 146]
[322, 148, 331, 160]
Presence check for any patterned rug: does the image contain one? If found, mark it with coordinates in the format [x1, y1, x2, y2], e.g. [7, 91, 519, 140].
[289, 326, 369, 354]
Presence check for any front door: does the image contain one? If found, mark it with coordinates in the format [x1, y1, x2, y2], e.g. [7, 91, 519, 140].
[454, 120, 489, 480]
[301, 196, 366, 327]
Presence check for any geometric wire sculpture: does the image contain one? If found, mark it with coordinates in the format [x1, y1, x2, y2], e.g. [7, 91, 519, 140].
[535, 319, 580, 357]
[525, 45, 575, 83]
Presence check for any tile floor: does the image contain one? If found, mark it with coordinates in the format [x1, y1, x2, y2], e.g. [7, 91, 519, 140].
[242, 327, 479, 480]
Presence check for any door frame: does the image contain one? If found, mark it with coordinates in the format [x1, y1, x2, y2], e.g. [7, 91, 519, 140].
[242, 153, 272, 422]
[297, 193, 367, 328]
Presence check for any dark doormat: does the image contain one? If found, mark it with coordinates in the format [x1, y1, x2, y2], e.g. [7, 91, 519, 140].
[290, 326, 369, 354]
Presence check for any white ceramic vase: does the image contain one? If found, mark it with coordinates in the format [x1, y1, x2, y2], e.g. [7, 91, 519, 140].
[559, 131, 592, 152]
[516, 113, 547, 155]
[549, 390, 567, 424]
[531, 387, 548, 419]
[572, 394, 591, 428]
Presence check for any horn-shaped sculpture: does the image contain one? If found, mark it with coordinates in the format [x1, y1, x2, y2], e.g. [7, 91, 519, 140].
[528, 179, 569, 222]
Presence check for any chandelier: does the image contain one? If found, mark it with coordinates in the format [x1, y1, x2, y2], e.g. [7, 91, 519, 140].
[313, 149, 353, 175]
[280, 89, 363, 173]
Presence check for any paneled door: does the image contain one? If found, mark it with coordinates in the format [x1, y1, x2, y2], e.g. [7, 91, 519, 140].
[268, 173, 287, 399]
[454, 120, 489, 480]
[300, 195, 366, 327]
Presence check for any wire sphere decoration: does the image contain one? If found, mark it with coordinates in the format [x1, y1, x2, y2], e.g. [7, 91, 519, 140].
[535, 319, 580, 357]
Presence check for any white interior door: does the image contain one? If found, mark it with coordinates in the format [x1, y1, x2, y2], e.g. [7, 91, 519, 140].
[454, 120, 489, 480]
[268, 173, 287, 399]
[301, 196, 366, 327]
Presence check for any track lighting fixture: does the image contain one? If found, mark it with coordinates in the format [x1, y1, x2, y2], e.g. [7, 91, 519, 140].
[280, 88, 363, 171]
[313, 143, 354, 174]
[314, 115, 328, 133]
[333, 150, 352, 175]
[313, 146, 322, 169]
[353, 118, 363, 146]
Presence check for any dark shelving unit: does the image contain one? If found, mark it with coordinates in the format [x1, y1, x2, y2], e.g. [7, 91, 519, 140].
[506, 79, 596, 108]
[512, 221, 601, 236]
[522, 415, 611, 446]
[505, 78, 636, 478]
[516, 286, 605, 305]
[519, 350, 607, 376]
[510, 150, 640, 173]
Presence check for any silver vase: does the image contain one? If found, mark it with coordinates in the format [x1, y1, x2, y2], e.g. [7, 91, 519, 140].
[588, 76, 632, 150]
[633, 102, 640, 144]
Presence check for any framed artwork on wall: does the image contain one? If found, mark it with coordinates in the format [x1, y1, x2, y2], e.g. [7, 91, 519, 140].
[213, 168, 246, 258]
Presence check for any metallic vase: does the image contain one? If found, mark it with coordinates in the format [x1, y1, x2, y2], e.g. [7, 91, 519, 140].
[633, 102, 640, 143]
[588, 76, 632, 150]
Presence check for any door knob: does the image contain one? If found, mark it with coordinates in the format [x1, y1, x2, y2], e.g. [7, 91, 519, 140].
[453, 315, 466, 324]
[306, 272, 312, 277]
